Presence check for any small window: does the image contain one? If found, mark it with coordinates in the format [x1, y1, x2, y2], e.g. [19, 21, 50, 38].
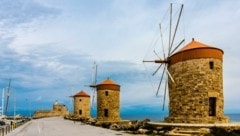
[105, 91, 108, 96]
[104, 109, 108, 117]
[79, 99, 82, 102]
[79, 110, 82, 115]
[209, 61, 214, 69]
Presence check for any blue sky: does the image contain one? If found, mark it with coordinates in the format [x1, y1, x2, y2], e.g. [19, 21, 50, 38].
[0, 0, 240, 116]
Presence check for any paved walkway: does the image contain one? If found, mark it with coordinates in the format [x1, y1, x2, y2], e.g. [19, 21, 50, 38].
[6, 117, 134, 136]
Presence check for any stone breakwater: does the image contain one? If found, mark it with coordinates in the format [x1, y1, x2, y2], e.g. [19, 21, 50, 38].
[65, 116, 240, 135]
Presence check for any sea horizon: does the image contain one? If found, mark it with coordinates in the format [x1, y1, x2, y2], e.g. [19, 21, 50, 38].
[6, 110, 240, 122]
[121, 113, 240, 122]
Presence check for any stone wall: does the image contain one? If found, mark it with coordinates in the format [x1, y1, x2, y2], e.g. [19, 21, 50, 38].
[165, 58, 228, 123]
[74, 96, 90, 118]
[97, 89, 120, 122]
[53, 104, 69, 115]
[34, 110, 58, 118]
[33, 104, 68, 119]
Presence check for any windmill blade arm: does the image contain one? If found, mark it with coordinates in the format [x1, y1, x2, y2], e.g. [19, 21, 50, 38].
[89, 85, 97, 88]
[168, 3, 173, 56]
[91, 89, 96, 108]
[166, 68, 175, 83]
[94, 64, 98, 85]
[143, 60, 155, 62]
[143, 60, 168, 63]
[162, 79, 168, 111]
[169, 4, 184, 54]
[156, 65, 166, 96]
[152, 63, 163, 76]
[153, 50, 161, 59]
[170, 39, 185, 55]
[159, 23, 166, 59]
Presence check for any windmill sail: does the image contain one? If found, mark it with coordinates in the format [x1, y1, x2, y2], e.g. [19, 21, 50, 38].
[143, 3, 185, 110]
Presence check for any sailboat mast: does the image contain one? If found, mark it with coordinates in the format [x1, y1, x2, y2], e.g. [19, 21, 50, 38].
[1, 89, 4, 115]
[14, 90, 16, 119]
[5, 79, 11, 115]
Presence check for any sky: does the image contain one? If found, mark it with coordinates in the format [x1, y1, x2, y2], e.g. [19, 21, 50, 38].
[0, 0, 240, 117]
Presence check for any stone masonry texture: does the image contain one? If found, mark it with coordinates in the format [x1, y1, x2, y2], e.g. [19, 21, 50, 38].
[97, 89, 120, 122]
[74, 96, 90, 118]
[33, 103, 68, 118]
[165, 58, 228, 123]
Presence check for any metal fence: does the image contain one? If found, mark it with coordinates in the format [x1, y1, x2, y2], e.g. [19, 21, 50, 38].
[0, 119, 30, 136]
[0, 125, 11, 136]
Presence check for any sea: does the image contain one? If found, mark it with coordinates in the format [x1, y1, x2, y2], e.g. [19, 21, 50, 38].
[7, 110, 240, 122]
[121, 113, 240, 122]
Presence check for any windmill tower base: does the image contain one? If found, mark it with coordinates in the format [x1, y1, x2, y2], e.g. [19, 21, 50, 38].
[96, 78, 121, 122]
[166, 54, 229, 124]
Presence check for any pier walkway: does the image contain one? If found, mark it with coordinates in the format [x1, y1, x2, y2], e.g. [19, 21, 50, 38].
[6, 117, 133, 136]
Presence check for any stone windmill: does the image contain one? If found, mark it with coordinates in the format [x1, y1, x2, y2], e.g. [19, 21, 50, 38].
[96, 78, 121, 122]
[72, 91, 90, 118]
[143, 3, 228, 123]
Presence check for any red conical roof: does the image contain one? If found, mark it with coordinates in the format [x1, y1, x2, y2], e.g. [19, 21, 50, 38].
[97, 78, 120, 91]
[169, 38, 223, 66]
[72, 90, 90, 97]
[176, 38, 223, 53]
[98, 78, 119, 85]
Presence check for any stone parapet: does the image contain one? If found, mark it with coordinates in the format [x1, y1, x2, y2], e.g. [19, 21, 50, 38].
[33, 104, 68, 119]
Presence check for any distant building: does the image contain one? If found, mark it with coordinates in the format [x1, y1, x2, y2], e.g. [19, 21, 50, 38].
[96, 78, 121, 122]
[72, 90, 90, 118]
[165, 39, 228, 123]
[33, 101, 68, 119]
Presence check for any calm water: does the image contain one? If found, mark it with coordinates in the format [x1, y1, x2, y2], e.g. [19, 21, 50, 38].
[227, 114, 240, 122]
[121, 113, 240, 122]
[8, 110, 240, 122]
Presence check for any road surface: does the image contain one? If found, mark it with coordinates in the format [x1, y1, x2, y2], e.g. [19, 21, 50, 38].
[6, 117, 134, 136]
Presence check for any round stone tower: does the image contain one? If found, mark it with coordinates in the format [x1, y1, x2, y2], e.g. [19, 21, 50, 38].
[96, 78, 121, 122]
[72, 90, 90, 118]
[165, 39, 228, 123]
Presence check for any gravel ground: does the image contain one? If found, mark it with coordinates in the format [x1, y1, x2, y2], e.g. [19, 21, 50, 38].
[6, 117, 136, 136]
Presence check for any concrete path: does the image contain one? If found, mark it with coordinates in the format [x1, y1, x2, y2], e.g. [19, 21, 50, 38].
[6, 117, 134, 136]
